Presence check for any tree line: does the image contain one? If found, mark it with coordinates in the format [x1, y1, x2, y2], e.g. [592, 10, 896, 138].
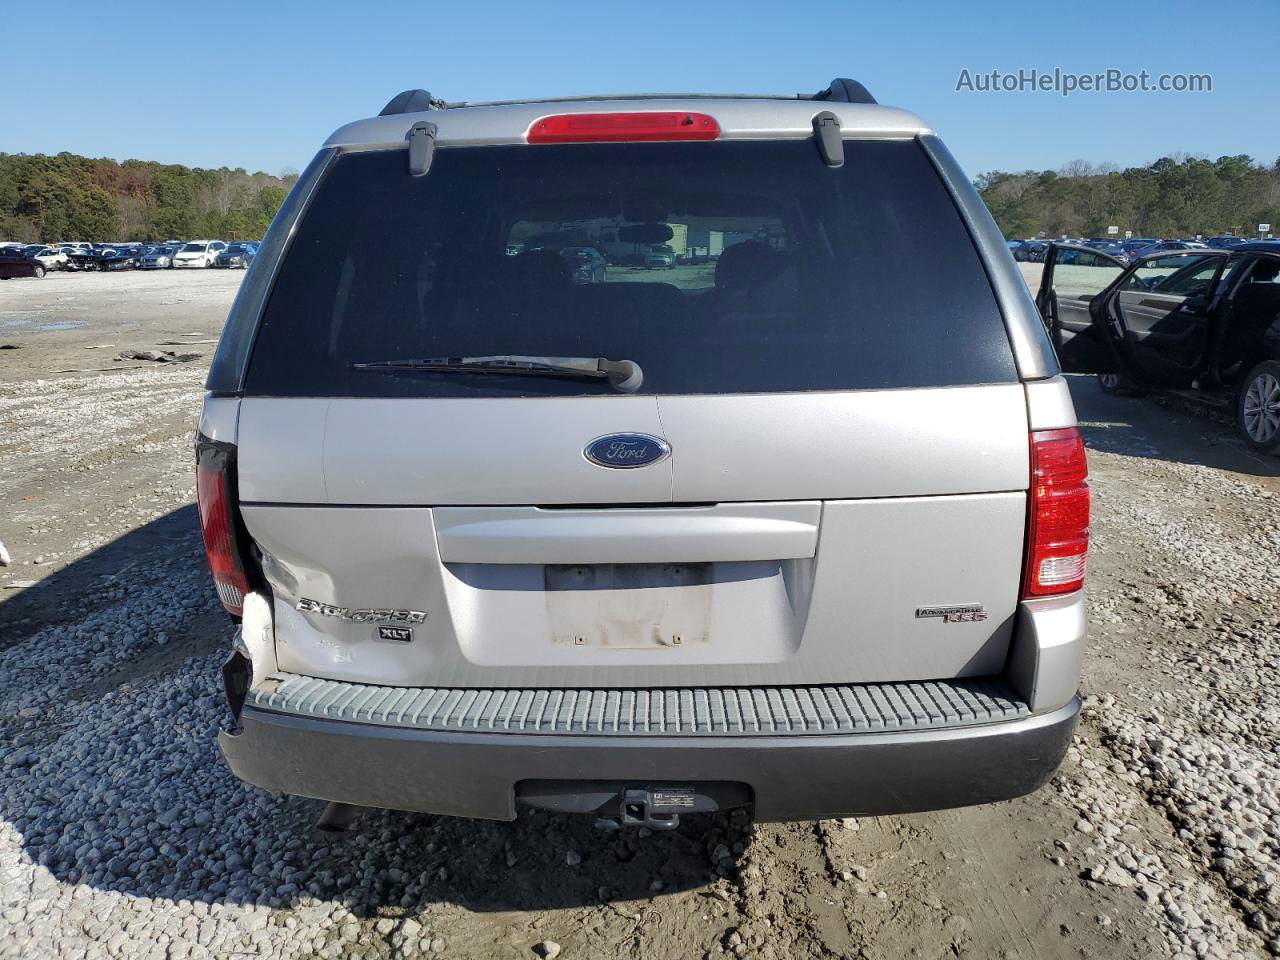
[0, 152, 298, 243]
[976, 154, 1280, 240]
[5, 148, 1278, 246]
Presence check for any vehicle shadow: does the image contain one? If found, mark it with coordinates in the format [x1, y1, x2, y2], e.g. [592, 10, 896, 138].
[0, 507, 746, 915]
[1066, 374, 1280, 481]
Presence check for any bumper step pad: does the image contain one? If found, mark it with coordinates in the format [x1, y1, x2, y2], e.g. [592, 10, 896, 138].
[248, 674, 1029, 737]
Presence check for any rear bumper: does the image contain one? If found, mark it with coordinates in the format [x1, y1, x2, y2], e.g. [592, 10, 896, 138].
[219, 695, 1078, 822]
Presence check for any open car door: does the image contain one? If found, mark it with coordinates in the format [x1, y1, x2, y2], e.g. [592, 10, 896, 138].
[1090, 250, 1232, 389]
[1034, 242, 1127, 373]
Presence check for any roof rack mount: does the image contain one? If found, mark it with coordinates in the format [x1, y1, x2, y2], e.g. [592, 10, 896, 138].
[380, 90, 445, 116]
[812, 78, 877, 105]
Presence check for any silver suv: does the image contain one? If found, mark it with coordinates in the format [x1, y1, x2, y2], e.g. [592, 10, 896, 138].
[198, 79, 1090, 828]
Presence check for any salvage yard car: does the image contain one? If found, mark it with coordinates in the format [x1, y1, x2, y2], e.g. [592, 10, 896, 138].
[1036, 240, 1280, 453]
[30, 246, 68, 270]
[1121, 238, 1158, 259]
[174, 240, 226, 268]
[200, 79, 1090, 828]
[64, 247, 100, 271]
[643, 243, 676, 269]
[99, 246, 142, 271]
[0, 247, 45, 279]
[1013, 240, 1048, 262]
[213, 242, 257, 268]
[558, 245, 607, 283]
[139, 245, 177, 269]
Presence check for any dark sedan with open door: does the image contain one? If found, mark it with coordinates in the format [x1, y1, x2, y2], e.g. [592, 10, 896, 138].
[1036, 241, 1280, 453]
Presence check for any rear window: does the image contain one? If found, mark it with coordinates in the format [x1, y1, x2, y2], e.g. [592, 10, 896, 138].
[245, 140, 1015, 397]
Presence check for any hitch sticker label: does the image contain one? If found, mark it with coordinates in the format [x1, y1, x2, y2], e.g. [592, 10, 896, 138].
[651, 787, 696, 809]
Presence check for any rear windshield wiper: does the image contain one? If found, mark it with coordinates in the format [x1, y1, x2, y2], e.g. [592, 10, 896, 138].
[350, 355, 644, 393]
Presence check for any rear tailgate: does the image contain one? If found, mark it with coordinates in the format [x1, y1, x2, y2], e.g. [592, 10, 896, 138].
[236, 385, 1027, 688]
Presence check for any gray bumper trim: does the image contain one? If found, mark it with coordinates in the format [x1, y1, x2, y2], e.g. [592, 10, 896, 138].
[219, 695, 1078, 822]
[248, 673, 1030, 737]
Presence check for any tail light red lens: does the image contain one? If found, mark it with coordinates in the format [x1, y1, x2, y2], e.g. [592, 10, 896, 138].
[527, 112, 720, 144]
[1023, 427, 1090, 598]
[196, 442, 250, 617]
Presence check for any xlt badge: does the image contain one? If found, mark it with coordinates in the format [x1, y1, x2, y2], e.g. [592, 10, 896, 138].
[916, 604, 988, 623]
[377, 626, 414, 643]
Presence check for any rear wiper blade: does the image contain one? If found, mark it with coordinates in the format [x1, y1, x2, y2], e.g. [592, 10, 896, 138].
[350, 355, 644, 393]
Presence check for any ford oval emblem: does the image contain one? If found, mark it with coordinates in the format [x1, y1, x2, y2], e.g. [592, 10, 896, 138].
[584, 433, 670, 469]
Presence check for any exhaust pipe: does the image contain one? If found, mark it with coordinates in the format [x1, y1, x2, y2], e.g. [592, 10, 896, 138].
[315, 801, 364, 833]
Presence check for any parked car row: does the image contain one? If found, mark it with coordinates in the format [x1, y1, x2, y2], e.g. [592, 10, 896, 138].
[0, 240, 258, 276]
[1012, 234, 1266, 266]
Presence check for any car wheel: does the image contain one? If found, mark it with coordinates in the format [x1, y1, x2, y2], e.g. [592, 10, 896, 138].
[33, 265, 45, 279]
[1237, 360, 1280, 454]
[1097, 372, 1146, 397]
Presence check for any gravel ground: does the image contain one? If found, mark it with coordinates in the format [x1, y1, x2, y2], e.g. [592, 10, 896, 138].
[1, 269, 1278, 959]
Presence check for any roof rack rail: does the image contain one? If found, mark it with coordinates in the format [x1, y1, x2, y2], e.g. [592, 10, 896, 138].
[379, 89, 445, 116]
[811, 78, 877, 105]
[377, 79, 877, 115]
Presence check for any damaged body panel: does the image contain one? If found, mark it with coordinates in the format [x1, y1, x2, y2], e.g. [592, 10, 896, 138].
[236, 489, 1025, 688]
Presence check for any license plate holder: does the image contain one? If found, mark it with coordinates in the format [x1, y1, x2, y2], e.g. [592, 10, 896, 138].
[544, 563, 711, 649]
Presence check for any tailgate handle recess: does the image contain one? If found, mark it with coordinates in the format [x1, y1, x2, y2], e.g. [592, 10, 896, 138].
[434, 503, 821, 565]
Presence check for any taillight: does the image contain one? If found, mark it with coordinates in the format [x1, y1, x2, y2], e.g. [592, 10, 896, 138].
[1022, 427, 1090, 598]
[527, 112, 720, 144]
[196, 439, 250, 618]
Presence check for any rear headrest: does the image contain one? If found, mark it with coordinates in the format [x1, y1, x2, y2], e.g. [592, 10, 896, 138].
[1250, 260, 1280, 283]
[515, 248, 569, 286]
[715, 240, 782, 292]
[490, 249, 570, 306]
